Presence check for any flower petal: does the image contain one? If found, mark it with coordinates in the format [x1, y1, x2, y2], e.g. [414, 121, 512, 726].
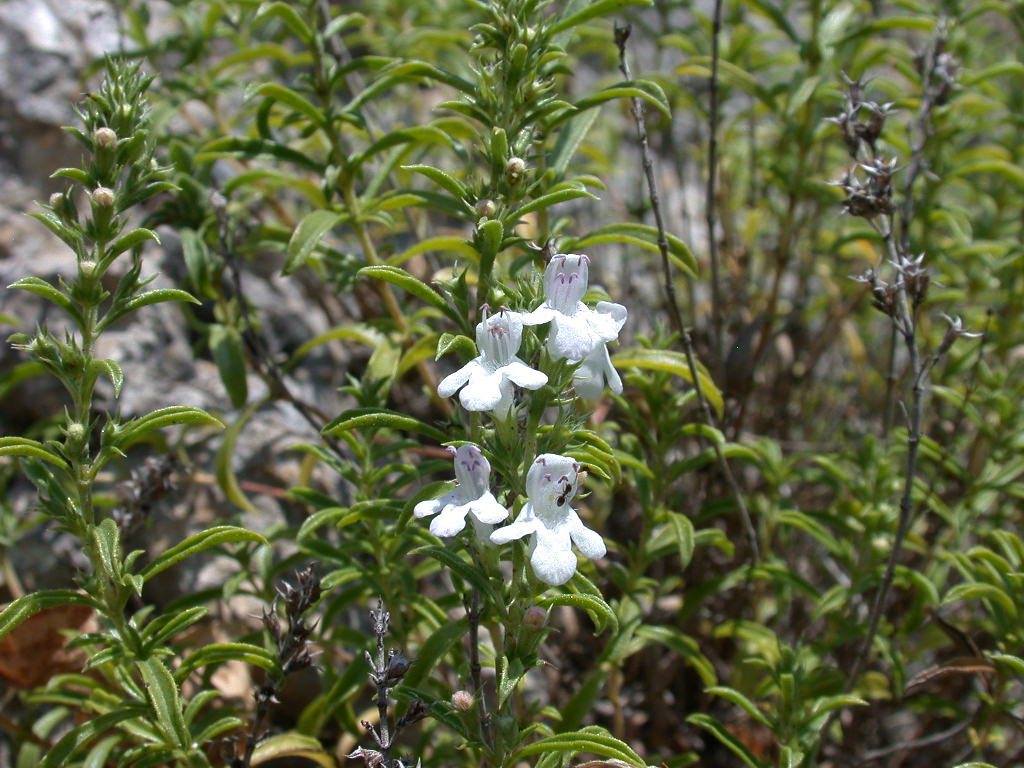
[520, 305, 558, 326]
[429, 504, 471, 537]
[573, 344, 619, 399]
[548, 312, 599, 362]
[469, 492, 509, 525]
[588, 302, 627, 342]
[530, 533, 578, 586]
[438, 359, 484, 398]
[413, 498, 442, 519]
[490, 506, 541, 544]
[459, 369, 507, 412]
[568, 511, 606, 559]
[501, 359, 548, 390]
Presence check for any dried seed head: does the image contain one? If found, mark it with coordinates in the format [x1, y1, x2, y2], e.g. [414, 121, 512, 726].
[451, 690, 474, 712]
[94, 127, 118, 149]
[383, 651, 412, 685]
[92, 187, 115, 208]
[398, 698, 428, 727]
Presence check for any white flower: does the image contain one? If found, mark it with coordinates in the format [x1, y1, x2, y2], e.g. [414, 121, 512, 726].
[437, 308, 548, 417]
[521, 253, 627, 364]
[490, 453, 606, 586]
[414, 444, 509, 538]
[571, 303, 627, 399]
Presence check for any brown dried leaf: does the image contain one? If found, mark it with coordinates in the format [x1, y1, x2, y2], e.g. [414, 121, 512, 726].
[904, 656, 995, 694]
[0, 604, 95, 688]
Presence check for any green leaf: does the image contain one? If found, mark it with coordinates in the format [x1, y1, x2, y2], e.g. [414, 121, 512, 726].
[574, 80, 670, 120]
[175, 643, 279, 682]
[400, 617, 469, 691]
[612, 348, 723, 417]
[706, 686, 771, 729]
[402, 164, 470, 201]
[436, 333, 476, 360]
[549, 108, 599, 176]
[564, 223, 697, 277]
[510, 188, 598, 220]
[253, 1, 314, 43]
[358, 265, 451, 315]
[550, 0, 653, 35]
[252, 732, 337, 768]
[515, 726, 645, 766]
[137, 657, 190, 750]
[539, 592, 618, 635]
[950, 159, 1024, 188]
[0, 590, 94, 642]
[635, 625, 717, 686]
[284, 322, 383, 371]
[284, 209, 346, 275]
[943, 582, 1015, 613]
[254, 82, 326, 128]
[40, 706, 147, 768]
[209, 323, 248, 409]
[323, 407, 447, 441]
[103, 289, 200, 328]
[414, 545, 502, 608]
[687, 713, 766, 768]
[108, 228, 160, 258]
[116, 406, 224, 446]
[90, 359, 124, 398]
[8, 277, 80, 320]
[216, 403, 261, 514]
[0, 437, 69, 470]
[389, 236, 477, 267]
[197, 137, 322, 172]
[139, 526, 266, 582]
[666, 511, 695, 569]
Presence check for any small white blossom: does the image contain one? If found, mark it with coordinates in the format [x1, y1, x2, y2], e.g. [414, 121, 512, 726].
[490, 453, 606, 586]
[521, 254, 627, 395]
[414, 444, 508, 538]
[437, 308, 548, 417]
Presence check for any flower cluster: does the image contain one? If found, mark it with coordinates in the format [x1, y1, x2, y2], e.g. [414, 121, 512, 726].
[417, 251, 624, 586]
[415, 445, 604, 586]
[438, 253, 627, 414]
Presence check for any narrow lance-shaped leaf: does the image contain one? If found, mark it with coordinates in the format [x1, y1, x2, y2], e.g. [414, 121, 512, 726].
[0, 590, 95, 642]
[0, 437, 69, 470]
[140, 526, 267, 582]
[284, 210, 347, 275]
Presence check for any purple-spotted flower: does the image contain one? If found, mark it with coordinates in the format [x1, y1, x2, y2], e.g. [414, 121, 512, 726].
[414, 444, 508, 538]
[437, 308, 547, 417]
[521, 254, 626, 396]
[490, 453, 605, 586]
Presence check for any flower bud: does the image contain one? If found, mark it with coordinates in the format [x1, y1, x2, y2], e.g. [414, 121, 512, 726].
[79, 260, 98, 278]
[523, 606, 547, 629]
[451, 690, 474, 712]
[66, 423, 87, 443]
[94, 127, 118, 149]
[475, 198, 497, 218]
[92, 187, 115, 208]
[49, 192, 64, 209]
[505, 157, 527, 185]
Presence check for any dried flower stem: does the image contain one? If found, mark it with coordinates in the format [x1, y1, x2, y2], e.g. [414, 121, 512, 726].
[615, 24, 759, 563]
[706, 0, 725, 365]
[466, 590, 494, 749]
